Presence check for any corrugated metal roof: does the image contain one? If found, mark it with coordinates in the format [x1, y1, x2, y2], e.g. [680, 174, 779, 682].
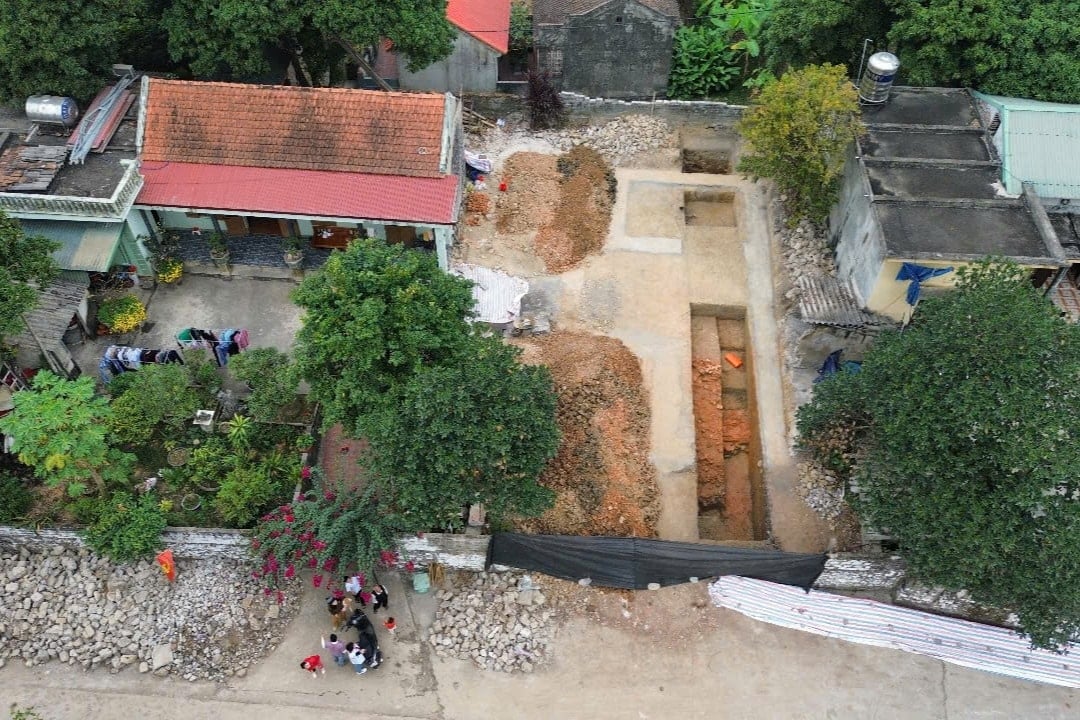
[19, 220, 123, 272]
[450, 263, 529, 324]
[973, 91, 1080, 197]
[797, 275, 894, 329]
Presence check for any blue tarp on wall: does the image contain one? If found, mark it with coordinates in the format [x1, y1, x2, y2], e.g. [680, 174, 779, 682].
[896, 263, 954, 305]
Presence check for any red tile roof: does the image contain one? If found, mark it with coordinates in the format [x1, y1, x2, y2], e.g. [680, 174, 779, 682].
[141, 79, 448, 178]
[137, 162, 459, 225]
[448, 0, 511, 54]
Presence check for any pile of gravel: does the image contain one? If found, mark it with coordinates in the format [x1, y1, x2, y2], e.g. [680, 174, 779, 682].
[0, 545, 298, 682]
[544, 115, 674, 165]
[779, 215, 836, 293]
[428, 571, 554, 673]
[795, 461, 846, 520]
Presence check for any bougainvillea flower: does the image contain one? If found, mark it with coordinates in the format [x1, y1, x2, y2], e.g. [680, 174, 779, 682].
[312, 573, 324, 588]
[405, 561, 416, 572]
[276, 590, 285, 604]
[306, 556, 318, 569]
[284, 564, 296, 579]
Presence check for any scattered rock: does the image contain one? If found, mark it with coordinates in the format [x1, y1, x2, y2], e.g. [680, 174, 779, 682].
[0, 547, 300, 683]
[427, 571, 555, 674]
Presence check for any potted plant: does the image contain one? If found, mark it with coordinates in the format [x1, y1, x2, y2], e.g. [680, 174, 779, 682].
[96, 294, 147, 335]
[157, 257, 184, 285]
[283, 236, 305, 269]
[208, 232, 230, 267]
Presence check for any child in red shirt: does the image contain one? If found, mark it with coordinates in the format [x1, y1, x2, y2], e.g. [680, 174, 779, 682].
[300, 654, 326, 677]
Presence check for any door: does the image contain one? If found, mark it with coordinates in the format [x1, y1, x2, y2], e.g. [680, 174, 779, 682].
[222, 216, 249, 236]
[248, 216, 290, 236]
[385, 225, 416, 247]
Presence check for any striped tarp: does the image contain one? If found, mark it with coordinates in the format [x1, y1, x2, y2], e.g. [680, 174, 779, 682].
[710, 576, 1079, 688]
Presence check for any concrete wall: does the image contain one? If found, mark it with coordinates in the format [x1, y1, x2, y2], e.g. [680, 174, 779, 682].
[831, 146, 887, 306]
[537, 0, 677, 100]
[865, 258, 960, 321]
[399, 31, 499, 93]
[464, 91, 744, 128]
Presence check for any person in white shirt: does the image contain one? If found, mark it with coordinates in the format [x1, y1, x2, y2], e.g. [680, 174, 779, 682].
[346, 642, 368, 675]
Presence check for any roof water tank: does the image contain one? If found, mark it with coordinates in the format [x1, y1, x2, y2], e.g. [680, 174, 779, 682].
[858, 52, 900, 104]
[24, 95, 80, 127]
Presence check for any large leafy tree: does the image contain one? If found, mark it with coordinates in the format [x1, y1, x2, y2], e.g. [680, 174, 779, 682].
[162, 0, 456, 82]
[292, 238, 476, 437]
[0, 0, 149, 102]
[763, 0, 1080, 103]
[0, 211, 61, 346]
[798, 260, 1080, 652]
[736, 64, 862, 222]
[367, 335, 560, 530]
[0, 372, 136, 497]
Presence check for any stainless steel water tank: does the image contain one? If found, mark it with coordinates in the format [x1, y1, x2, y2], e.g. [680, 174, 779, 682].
[858, 52, 900, 104]
[24, 95, 80, 127]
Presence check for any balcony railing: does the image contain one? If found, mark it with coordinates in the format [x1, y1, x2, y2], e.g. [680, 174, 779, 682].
[0, 160, 143, 220]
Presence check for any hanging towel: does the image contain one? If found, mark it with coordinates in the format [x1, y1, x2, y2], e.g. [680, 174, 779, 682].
[235, 328, 250, 350]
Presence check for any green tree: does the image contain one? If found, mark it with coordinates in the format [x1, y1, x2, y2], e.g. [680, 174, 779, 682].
[367, 335, 559, 530]
[763, 0, 1080, 104]
[108, 364, 203, 445]
[292, 238, 476, 437]
[798, 260, 1080, 652]
[762, 0, 889, 75]
[0, 211, 60, 346]
[736, 64, 862, 222]
[0, 0, 149, 102]
[509, 0, 532, 53]
[162, 0, 456, 82]
[228, 347, 300, 422]
[0, 372, 136, 497]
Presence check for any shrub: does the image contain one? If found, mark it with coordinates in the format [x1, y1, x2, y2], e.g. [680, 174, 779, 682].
[215, 464, 286, 527]
[0, 473, 33, 523]
[526, 71, 566, 130]
[229, 348, 300, 422]
[109, 364, 202, 446]
[97, 294, 147, 333]
[736, 63, 862, 223]
[251, 469, 402, 592]
[156, 257, 183, 284]
[84, 492, 166, 562]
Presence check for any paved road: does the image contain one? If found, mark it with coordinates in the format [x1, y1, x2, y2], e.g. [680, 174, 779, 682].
[5, 579, 1076, 720]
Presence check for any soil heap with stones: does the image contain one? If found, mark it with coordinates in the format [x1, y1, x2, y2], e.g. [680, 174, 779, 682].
[494, 146, 615, 273]
[513, 332, 658, 537]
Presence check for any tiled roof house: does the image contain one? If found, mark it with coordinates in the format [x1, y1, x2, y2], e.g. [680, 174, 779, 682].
[133, 78, 464, 268]
[384, 0, 514, 93]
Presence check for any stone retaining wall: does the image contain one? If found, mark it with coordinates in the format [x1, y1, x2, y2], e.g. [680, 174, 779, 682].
[0, 526, 490, 568]
[463, 91, 744, 129]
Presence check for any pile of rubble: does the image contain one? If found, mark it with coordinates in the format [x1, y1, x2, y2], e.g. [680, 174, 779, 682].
[779, 215, 836, 292]
[543, 115, 675, 165]
[0, 545, 298, 682]
[795, 461, 846, 520]
[428, 571, 554, 673]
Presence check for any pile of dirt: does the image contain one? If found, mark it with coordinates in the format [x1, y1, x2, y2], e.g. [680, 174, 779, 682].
[495, 153, 560, 234]
[691, 359, 725, 510]
[466, 191, 491, 215]
[513, 332, 658, 537]
[534, 146, 616, 273]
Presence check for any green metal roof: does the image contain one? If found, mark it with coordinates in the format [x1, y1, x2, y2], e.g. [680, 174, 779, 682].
[18, 220, 123, 272]
[972, 91, 1080, 198]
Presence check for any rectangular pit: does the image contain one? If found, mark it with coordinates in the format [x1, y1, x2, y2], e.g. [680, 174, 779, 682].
[690, 307, 767, 542]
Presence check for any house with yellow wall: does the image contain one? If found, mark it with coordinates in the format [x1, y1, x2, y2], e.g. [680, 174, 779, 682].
[827, 87, 1068, 324]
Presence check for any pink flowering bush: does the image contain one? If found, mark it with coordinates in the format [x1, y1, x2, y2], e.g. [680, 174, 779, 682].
[250, 467, 404, 593]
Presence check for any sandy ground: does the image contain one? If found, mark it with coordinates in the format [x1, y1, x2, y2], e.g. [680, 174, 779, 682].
[6, 574, 1077, 719]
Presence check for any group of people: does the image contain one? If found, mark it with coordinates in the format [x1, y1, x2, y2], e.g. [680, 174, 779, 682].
[300, 577, 394, 678]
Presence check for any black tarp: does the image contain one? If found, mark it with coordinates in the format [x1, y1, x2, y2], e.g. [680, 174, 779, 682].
[488, 533, 827, 591]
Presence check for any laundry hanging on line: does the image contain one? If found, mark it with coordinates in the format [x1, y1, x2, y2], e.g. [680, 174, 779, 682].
[98, 345, 184, 384]
[175, 327, 249, 366]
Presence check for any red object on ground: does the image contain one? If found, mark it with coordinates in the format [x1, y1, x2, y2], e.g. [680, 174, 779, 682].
[499, 180, 508, 192]
[156, 549, 176, 582]
[724, 352, 744, 369]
